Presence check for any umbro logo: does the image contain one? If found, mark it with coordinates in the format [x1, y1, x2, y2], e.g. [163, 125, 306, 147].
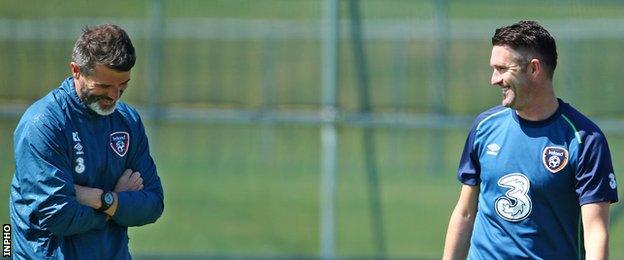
[486, 143, 500, 156]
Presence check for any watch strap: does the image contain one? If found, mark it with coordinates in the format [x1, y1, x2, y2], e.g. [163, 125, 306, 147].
[97, 191, 113, 212]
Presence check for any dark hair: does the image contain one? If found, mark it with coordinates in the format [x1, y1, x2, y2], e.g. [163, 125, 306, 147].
[492, 20, 557, 78]
[71, 24, 136, 75]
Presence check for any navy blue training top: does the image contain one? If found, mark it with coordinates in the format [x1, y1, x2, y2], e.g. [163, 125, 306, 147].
[10, 77, 164, 259]
[458, 99, 618, 259]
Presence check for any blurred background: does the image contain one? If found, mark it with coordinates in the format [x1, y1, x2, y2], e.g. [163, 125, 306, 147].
[1, 0, 624, 259]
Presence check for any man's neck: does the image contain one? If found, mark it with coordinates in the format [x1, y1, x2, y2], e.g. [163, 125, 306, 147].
[515, 85, 559, 122]
[73, 78, 83, 99]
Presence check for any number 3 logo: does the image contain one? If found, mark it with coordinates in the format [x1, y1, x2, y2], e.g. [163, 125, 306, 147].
[75, 157, 85, 174]
[495, 173, 532, 222]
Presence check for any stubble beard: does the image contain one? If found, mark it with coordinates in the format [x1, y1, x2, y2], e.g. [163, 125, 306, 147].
[502, 70, 529, 109]
[87, 101, 116, 116]
[79, 86, 117, 116]
[501, 87, 515, 108]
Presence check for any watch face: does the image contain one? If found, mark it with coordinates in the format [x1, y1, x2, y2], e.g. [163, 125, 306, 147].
[104, 192, 114, 204]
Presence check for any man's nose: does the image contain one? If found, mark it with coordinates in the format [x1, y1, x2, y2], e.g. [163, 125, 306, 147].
[491, 70, 502, 85]
[107, 86, 122, 100]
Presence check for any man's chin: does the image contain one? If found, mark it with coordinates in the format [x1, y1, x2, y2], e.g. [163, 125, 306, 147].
[501, 95, 515, 108]
[88, 102, 116, 116]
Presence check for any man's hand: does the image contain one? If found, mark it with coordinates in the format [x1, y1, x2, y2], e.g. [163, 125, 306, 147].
[74, 184, 103, 209]
[114, 169, 144, 192]
[73, 169, 142, 218]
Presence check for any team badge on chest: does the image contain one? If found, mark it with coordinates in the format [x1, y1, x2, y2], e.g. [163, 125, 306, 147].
[110, 131, 130, 157]
[542, 146, 568, 173]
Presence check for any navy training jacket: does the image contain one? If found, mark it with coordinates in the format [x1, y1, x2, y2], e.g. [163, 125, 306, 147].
[10, 77, 164, 259]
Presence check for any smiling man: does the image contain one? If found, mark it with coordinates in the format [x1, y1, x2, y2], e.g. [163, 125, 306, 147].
[442, 21, 618, 259]
[10, 24, 164, 259]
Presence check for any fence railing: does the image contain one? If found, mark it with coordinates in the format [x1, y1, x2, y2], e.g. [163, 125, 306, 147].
[3, 18, 624, 40]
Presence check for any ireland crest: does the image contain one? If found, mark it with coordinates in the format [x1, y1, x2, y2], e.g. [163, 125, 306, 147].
[110, 131, 130, 157]
[542, 146, 568, 173]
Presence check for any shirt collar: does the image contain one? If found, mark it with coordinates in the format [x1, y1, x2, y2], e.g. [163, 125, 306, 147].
[512, 98, 564, 127]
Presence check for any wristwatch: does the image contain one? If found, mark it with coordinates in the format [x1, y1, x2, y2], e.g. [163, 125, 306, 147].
[98, 191, 114, 212]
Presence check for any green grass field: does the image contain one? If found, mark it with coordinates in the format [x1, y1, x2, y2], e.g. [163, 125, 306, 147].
[2, 0, 624, 258]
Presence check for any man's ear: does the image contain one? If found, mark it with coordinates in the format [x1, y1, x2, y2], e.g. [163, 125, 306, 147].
[529, 58, 541, 77]
[70, 62, 81, 79]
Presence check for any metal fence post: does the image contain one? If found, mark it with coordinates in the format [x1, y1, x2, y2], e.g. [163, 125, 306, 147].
[320, 0, 339, 259]
[146, 0, 165, 120]
[347, 0, 387, 257]
[430, 0, 449, 115]
[561, 40, 581, 106]
[428, 0, 449, 176]
[144, 0, 165, 150]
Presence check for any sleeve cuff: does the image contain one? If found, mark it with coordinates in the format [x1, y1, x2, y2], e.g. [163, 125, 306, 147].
[579, 196, 619, 206]
[111, 191, 130, 223]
